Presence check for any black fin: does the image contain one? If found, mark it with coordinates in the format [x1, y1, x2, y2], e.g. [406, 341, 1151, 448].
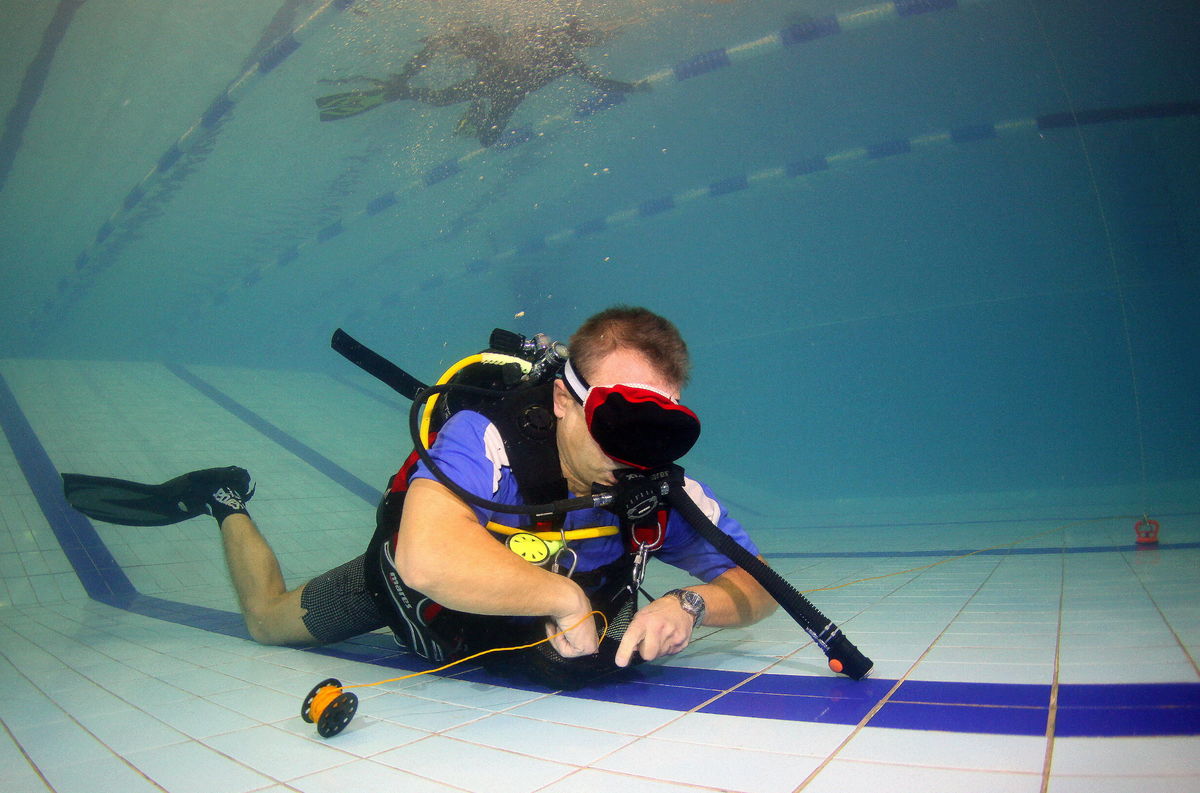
[61, 467, 253, 527]
[315, 87, 389, 121]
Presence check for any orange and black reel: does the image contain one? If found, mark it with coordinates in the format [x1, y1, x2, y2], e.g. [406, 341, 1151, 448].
[299, 610, 609, 738]
[301, 678, 359, 738]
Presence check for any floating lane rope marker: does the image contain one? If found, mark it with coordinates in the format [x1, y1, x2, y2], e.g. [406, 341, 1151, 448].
[333, 101, 1195, 321]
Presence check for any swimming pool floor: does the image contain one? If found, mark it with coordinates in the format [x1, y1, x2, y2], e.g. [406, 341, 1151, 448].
[1, 359, 1197, 793]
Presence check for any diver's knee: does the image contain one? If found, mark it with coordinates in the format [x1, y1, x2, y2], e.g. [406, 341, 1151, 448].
[242, 601, 312, 646]
[243, 613, 286, 645]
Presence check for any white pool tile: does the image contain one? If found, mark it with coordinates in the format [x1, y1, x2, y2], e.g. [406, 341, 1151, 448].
[74, 705, 187, 754]
[838, 727, 1046, 772]
[375, 735, 576, 793]
[40, 755, 169, 793]
[1046, 774, 1200, 792]
[8, 718, 112, 771]
[289, 758, 462, 792]
[207, 680, 308, 722]
[596, 737, 824, 793]
[909, 660, 1056, 685]
[802, 760, 1041, 793]
[124, 740, 274, 793]
[204, 724, 356, 781]
[653, 711, 853, 757]
[1050, 736, 1200, 777]
[363, 691, 493, 732]
[446, 713, 637, 765]
[399, 674, 551, 711]
[508, 694, 680, 735]
[540, 768, 726, 792]
[140, 694, 259, 738]
[156, 666, 249, 698]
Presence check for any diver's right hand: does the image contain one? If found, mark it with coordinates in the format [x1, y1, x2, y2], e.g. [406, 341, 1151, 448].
[546, 589, 599, 658]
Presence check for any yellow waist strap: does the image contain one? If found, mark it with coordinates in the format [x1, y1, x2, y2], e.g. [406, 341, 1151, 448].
[486, 521, 620, 541]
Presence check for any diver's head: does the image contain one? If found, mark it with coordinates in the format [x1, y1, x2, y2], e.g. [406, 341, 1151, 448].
[567, 305, 691, 391]
[552, 308, 699, 492]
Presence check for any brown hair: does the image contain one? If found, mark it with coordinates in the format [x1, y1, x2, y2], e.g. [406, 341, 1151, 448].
[568, 306, 691, 388]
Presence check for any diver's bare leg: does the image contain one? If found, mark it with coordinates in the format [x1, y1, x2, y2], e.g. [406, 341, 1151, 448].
[410, 80, 476, 107]
[219, 514, 316, 645]
[478, 93, 521, 146]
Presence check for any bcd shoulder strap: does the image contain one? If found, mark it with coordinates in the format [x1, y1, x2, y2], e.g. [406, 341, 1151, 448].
[473, 380, 569, 511]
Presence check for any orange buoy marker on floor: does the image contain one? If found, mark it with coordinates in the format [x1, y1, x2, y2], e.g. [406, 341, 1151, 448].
[1134, 516, 1160, 545]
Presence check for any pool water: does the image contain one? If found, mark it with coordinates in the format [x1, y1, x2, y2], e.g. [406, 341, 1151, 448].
[0, 1, 1197, 791]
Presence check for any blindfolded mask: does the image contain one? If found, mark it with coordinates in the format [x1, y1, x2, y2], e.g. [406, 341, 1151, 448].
[562, 358, 701, 470]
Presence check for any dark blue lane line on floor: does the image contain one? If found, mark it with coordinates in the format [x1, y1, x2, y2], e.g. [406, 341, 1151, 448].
[758, 511, 1200, 535]
[4, 366, 1199, 738]
[331, 372, 407, 413]
[165, 363, 380, 505]
[771, 541, 1200, 559]
[0, 372, 135, 602]
[0, 372, 256, 634]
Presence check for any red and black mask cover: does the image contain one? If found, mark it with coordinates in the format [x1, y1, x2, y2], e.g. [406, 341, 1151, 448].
[563, 359, 700, 470]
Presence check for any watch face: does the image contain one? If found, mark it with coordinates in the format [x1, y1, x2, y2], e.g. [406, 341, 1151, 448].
[506, 532, 550, 563]
[670, 589, 705, 622]
[681, 591, 703, 614]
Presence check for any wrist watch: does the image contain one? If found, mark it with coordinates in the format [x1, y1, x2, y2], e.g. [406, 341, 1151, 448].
[664, 588, 706, 628]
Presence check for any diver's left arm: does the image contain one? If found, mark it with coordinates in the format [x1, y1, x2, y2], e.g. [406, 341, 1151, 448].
[690, 562, 777, 626]
[614, 562, 775, 667]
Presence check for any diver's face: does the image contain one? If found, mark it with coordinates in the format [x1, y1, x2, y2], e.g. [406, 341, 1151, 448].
[553, 347, 681, 495]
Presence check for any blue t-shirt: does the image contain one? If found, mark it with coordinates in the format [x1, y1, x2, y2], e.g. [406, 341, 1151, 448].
[408, 410, 760, 585]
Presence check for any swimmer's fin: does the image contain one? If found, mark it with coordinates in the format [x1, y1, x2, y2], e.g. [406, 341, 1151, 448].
[316, 80, 410, 121]
[61, 467, 254, 527]
[316, 88, 388, 121]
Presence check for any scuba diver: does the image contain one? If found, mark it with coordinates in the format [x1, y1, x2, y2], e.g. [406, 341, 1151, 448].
[316, 16, 647, 146]
[61, 307, 778, 690]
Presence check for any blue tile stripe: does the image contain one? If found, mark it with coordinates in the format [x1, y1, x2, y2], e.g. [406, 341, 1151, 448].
[873, 701, 1048, 735]
[3, 365, 1198, 737]
[1056, 704, 1200, 737]
[771, 540, 1200, 559]
[0, 371, 136, 602]
[163, 363, 381, 505]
